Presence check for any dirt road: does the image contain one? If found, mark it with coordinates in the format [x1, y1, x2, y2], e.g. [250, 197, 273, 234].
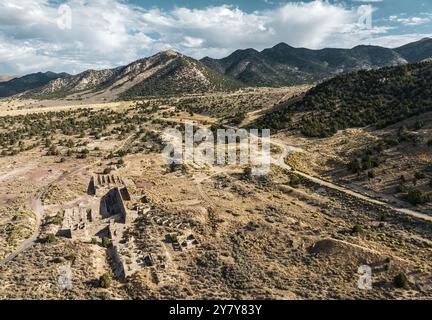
[268, 136, 432, 222]
[0, 196, 44, 266]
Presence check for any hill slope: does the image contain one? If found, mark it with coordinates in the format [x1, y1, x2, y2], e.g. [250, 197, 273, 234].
[0, 72, 68, 98]
[27, 51, 242, 100]
[254, 61, 432, 137]
[395, 38, 432, 63]
[120, 51, 242, 99]
[202, 43, 407, 86]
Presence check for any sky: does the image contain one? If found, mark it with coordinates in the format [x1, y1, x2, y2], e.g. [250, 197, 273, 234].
[0, 0, 431, 75]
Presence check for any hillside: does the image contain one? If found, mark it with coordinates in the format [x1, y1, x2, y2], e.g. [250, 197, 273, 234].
[395, 37, 432, 63]
[26, 51, 242, 100]
[201, 43, 407, 86]
[119, 52, 242, 99]
[0, 72, 68, 98]
[254, 61, 432, 137]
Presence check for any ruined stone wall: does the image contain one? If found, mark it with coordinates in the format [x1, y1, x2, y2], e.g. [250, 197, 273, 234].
[101, 187, 128, 223]
[120, 187, 131, 201]
[58, 207, 89, 239]
[113, 187, 128, 223]
[87, 177, 96, 196]
[108, 245, 126, 281]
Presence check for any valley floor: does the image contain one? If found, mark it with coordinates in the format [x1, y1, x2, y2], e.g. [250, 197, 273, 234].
[0, 88, 431, 299]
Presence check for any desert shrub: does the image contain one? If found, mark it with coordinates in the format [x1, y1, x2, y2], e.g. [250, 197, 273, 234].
[414, 172, 426, 180]
[407, 188, 429, 205]
[347, 159, 362, 174]
[102, 237, 112, 248]
[65, 254, 76, 264]
[379, 213, 388, 222]
[99, 273, 112, 288]
[288, 174, 301, 188]
[414, 120, 424, 130]
[384, 137, 399, 146]
[170, 234, 178, 243]
[44, 233, 56, 243]
[46, 145, 59, 156]
[393, 272, 409, 289]
[52, 213, 63, 225]
[361, 155, 379, 170]
[351, 224, 362, 234]
[117, 150, 127, 157]
[228, 112, 246, 126]
[396, 184, 406, 193]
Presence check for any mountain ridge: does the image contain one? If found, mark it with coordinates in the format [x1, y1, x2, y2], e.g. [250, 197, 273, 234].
[2, 38, 432, 99]
[201, 42, 410, 86]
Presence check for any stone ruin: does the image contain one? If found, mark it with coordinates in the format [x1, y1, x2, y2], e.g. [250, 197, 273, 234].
[88, 173, 133, 223]
[58, 207, 92, 239]
[59, 173, 134, 242]
[100, 187, 131, 223]
[56, 172, 154, 282]
[59, 173, 190, 282]
[109, 240, 141, 281]
[87, 174, 125, 196]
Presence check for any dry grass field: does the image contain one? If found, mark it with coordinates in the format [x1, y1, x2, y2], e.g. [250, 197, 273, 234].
[0, 86, 431, 300]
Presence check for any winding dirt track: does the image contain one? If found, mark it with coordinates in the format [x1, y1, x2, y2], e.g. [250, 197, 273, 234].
[0, 196, 44, 266]
[192, 122, 432, 224]
[268, 136, 432, 222]
[219, 123, 432, 223]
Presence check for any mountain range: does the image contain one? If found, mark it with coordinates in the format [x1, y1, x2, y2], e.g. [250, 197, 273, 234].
[201, 38, 431, 86]
[0, 37, 431, 100]
[201, 43, 406, 86]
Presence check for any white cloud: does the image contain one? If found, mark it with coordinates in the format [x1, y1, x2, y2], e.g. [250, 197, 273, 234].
[389, 15, 431, 26]
[181, 36, 205, 48]
[149, 2, 362, 53]
[0, 0, 153, 74]
[0, 0, 428, 75]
